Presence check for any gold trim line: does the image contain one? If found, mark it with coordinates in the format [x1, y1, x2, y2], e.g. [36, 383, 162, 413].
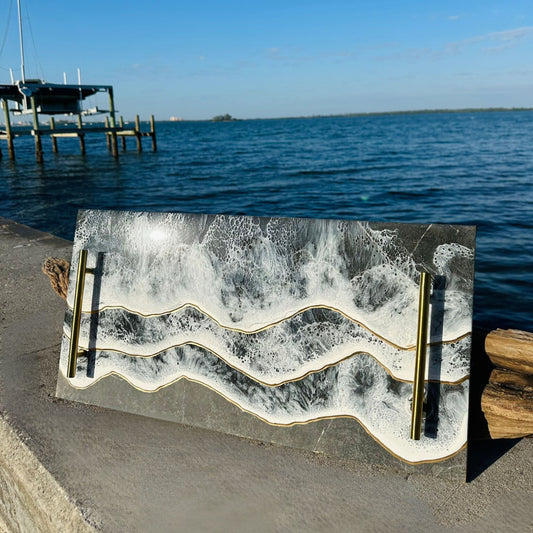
[61, 332, 470, 387]
[66, 300, 472, 352]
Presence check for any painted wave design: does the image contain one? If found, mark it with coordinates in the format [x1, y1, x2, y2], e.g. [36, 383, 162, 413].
[63, 211, 475, 464]
[69, 211, 475, 348]
[59, 336, 469, 464]
[63, 306, 471, 384]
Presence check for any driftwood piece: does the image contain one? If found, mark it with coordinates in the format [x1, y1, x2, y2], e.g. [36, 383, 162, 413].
[481, 368, 533, 439]
[42, 257, 70, 301]
[485, 328, 533, 375]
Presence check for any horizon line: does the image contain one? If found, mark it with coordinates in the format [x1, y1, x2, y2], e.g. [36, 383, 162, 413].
[167, 106, 533, 122]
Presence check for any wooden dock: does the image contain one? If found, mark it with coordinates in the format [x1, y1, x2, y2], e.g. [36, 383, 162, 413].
[0, 114, 157, 162]
[0, 83, 156, 162]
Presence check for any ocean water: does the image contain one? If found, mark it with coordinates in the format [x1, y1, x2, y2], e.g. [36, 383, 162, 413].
[1, 111, 531, 331]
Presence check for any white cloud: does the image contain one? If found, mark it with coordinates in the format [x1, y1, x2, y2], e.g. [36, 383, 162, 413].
[447, 26, 533, 53]
[484, 42, 516, 54]
[475, 26, 533, 42]
[265, 47, 284, 60]
[263, 46, 312, 65]
[369, 26, 533, 64]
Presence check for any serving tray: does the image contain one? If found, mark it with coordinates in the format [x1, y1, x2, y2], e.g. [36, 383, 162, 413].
[57, 210, 475, 478]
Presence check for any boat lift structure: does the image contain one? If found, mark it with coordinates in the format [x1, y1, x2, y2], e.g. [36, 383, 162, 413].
[0, 81, 157, 162]
[0, 0, 156, 162]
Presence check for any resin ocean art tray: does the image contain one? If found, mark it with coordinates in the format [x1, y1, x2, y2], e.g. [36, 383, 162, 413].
[56, 210, 476, 477]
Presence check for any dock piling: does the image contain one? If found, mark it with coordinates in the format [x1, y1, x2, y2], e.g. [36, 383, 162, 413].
[108, 88, 119, 158]
[119, 117, 127, 151]
[1, 99, 15, 160]
[30, 96, 43, 163]
[77, 114, 86, 155]
[50, 117, 58, 153]
[150, 115, 157, 152]
[135, 115, 142, 153]
[104, 117, 111, 151]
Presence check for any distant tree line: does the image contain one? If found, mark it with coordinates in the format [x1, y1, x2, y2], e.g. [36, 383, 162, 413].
[302, 107, 533, 119]
[212, 114, 237, 122]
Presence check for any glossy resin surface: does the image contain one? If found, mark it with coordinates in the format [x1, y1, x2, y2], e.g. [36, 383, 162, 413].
[58, 210, 475, 470]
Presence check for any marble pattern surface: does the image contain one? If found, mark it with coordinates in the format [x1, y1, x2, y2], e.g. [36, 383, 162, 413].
[60, 210, 476, 465]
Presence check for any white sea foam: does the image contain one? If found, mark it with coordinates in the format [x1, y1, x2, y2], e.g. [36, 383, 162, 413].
[67, 211, 475, 347]
[60, 336, 468, 464]
[64, 307, 470, 383]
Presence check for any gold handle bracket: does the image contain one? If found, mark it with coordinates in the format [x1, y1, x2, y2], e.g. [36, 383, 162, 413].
[67, 249, 94, 378]
[410, 271, 432, 440]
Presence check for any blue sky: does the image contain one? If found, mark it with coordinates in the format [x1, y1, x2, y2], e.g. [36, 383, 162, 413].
[1, 0, 532, 119]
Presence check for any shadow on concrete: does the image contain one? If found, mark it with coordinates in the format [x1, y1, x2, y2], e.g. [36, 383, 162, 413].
[467, 438, 521, 482]
[466, 328, 520, 481]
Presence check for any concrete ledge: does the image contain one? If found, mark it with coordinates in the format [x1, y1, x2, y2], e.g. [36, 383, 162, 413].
[0, 416, 94, 533]
[0, 216, 532, 532]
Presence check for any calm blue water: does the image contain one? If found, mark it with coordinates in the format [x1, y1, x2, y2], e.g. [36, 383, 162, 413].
[1, 111, 532, 331]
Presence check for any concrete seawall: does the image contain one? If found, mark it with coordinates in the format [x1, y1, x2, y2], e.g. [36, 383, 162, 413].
[0, 216, 531, 532]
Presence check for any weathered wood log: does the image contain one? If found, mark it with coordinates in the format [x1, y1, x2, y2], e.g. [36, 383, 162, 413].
[485, 328, 533, 375]
[42, 257, 70, 301]
[481, 368, 533, 439]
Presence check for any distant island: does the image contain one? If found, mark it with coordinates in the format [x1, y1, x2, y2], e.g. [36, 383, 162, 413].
[212, 114, 238, 122]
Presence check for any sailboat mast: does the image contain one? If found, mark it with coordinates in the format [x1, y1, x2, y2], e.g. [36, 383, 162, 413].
[17, 0, 26, 82]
